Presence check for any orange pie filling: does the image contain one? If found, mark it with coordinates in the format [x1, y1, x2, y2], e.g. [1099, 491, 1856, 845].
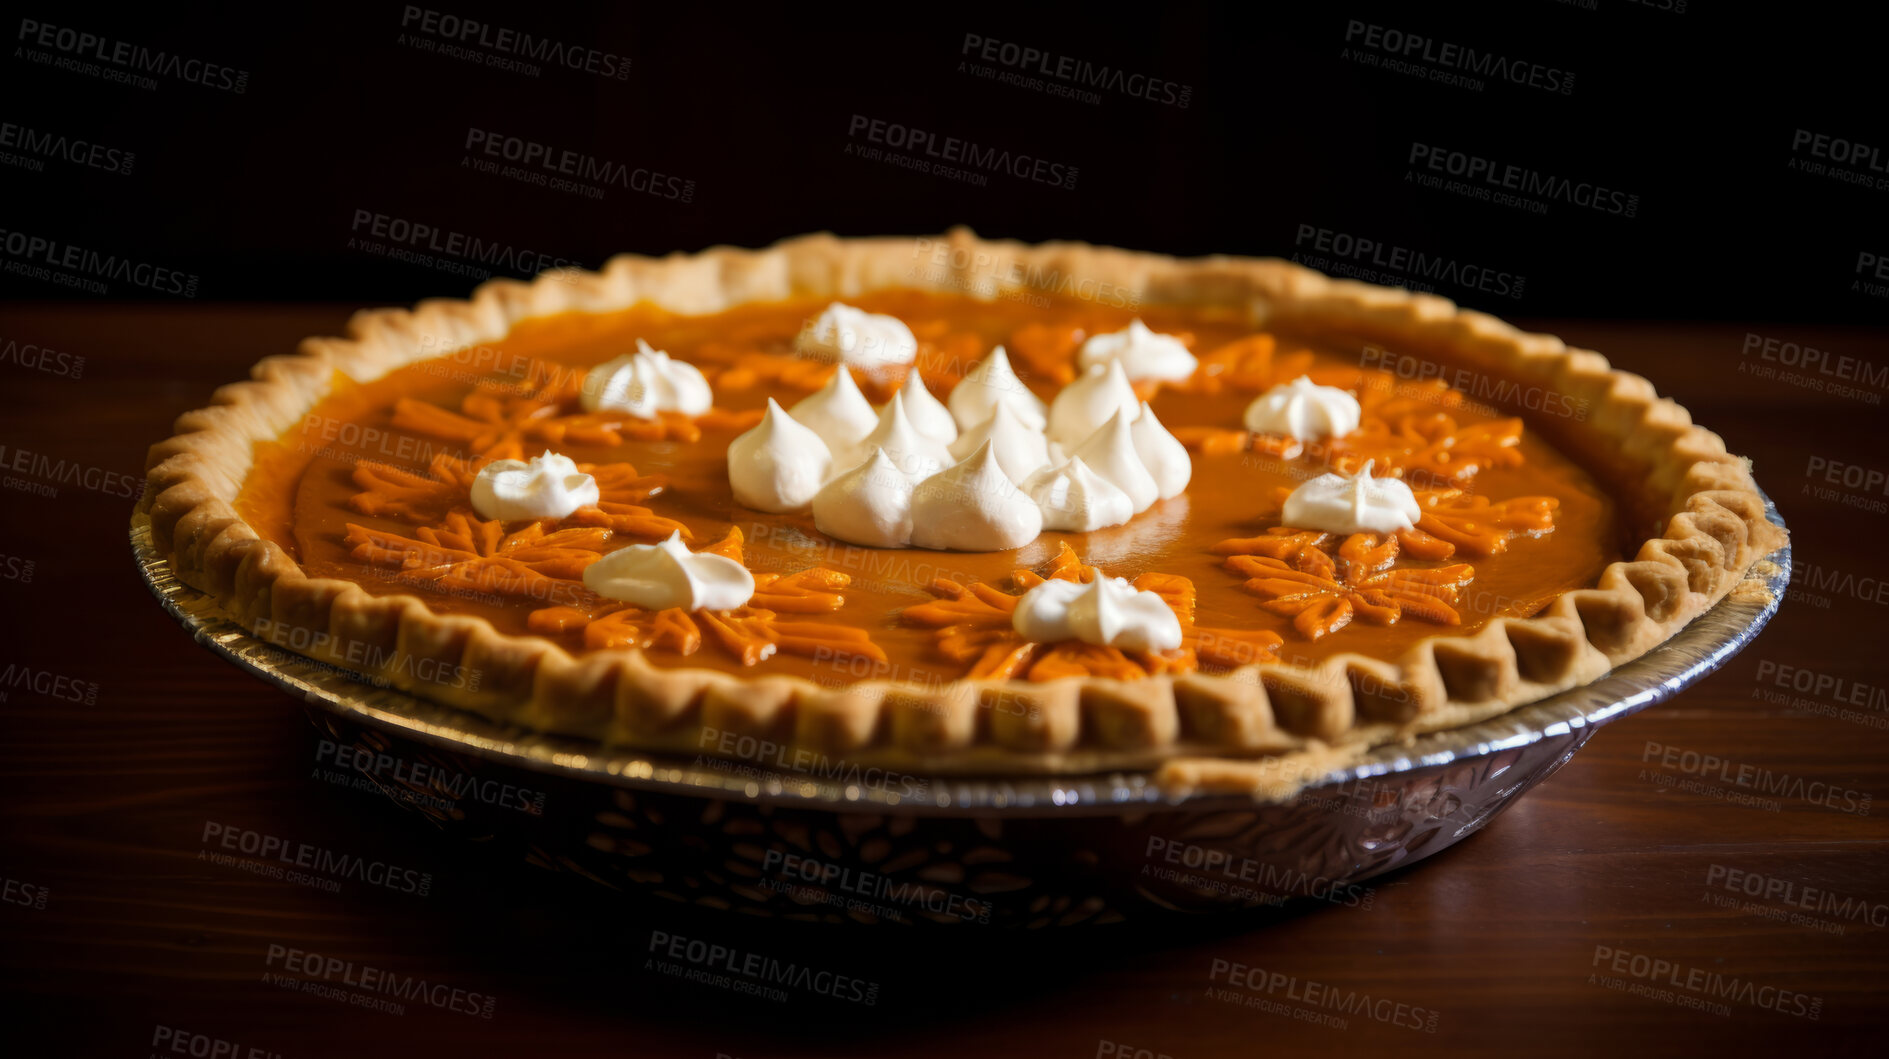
[236, 292, 1621, 689]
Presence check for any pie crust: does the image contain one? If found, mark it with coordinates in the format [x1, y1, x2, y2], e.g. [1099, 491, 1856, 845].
[139, 230, 1786, 794]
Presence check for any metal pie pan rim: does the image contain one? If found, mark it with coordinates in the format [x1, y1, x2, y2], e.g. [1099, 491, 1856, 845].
[131, 490, 1787, 816]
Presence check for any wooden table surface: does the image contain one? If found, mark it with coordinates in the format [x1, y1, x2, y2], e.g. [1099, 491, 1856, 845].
[1, 304, 1884, 1057]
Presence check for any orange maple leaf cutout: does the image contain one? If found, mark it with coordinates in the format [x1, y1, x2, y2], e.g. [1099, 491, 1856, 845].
[1210, 481, 1555, 640]
[903, 542, 1280, 681]
[525, 527, 885, 667]
[389, 351, 755, 452]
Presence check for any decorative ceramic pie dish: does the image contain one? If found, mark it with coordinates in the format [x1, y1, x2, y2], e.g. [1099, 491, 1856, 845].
[139, 230, 1785, 797]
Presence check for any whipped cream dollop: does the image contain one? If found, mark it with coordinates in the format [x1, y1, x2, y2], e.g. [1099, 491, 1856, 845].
[728, 399, 833, 513]
[1068, 409, 1159, 512]
[1243, 376, 1362, 441]
[1011, 576, 1183, 653]
[947, 346, 1047, 431]
[1025, 456, 1134, 532]
[909, 441, 1043, 551]
[1047, 358, 1142, 447]
[790, 367, 878, 452]
[795, 303, 919, 369]
[776, 362, 1199, 549]
[582, 530, 754, 611]
[1129, 401, 1191, 500]
[1077, 319, 1198, 382]
[948, 401, 1051, 484]
[579, 339, 714, 418]
[469, 451, 599, 521]
[840, 392, 953, 482]
[895, 371, 958, 444]
[1281, 460, 1420, 535]
[812, 448, 915, 549]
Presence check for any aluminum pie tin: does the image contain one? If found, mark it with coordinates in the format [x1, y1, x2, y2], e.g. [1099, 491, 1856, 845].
[129, 492, 1789, 816]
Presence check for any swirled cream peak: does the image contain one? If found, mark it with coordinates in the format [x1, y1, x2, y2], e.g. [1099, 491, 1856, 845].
[790, 367, 878, 451]
[1129, 401, 1191, 500]
[579, 339, 713, 418]
[812, 448, 915, 549]
[1077, 318, 1197, 382]
[1281, 460, 1420, 535]
[582, 530, 754, 611]
[1025, 457, 1134, 532]
[469, 450, 599, 521]
[948, 401, 1050, 484]
[1047, 358, 1141, 446]
[795, 302, 919, 368]
[1068, 408, 1159, 512]
[1011, 575, 1183, 653]
[844, 392, 953, 482]
[947, 346, 1047, 431]
[895, 371, 958, 444]
[1243, 376, 1361, 441]
[909, 440, 1043, 551]
[728, 399, 832, 513]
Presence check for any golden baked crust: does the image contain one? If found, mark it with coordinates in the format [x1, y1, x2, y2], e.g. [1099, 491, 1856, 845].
[137, 229, 1786, 793]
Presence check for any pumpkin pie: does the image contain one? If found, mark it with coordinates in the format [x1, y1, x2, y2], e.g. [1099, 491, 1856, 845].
[138, 230, 1785, 794]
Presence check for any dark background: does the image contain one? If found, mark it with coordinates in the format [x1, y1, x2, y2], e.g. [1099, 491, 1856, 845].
[2, 1, 1884, 320]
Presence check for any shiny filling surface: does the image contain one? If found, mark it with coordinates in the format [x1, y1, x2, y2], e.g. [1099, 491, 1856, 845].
[237, 292, 1620, 685]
